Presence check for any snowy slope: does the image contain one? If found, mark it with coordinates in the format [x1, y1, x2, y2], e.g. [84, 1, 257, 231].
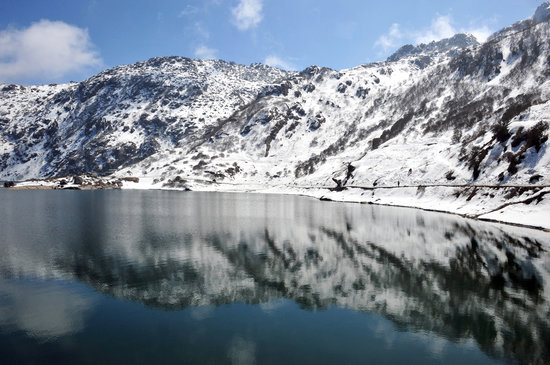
[0, 58, 289, 178]
[113, 10, 550, 191]
[1, 4, 550, 228]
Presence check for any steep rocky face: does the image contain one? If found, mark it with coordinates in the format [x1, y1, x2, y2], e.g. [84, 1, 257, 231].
[1, 4, 549, 189]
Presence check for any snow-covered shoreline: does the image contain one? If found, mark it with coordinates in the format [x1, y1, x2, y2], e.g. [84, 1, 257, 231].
[121, 178, 550, 232]
[4, 175, 549, 232]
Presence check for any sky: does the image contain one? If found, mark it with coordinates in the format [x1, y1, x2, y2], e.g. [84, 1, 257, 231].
[0, 0, 545, 85]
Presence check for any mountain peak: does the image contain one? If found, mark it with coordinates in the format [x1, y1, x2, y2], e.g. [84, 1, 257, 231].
[534, 2, 550, 23]
[387, 33, 479, 65]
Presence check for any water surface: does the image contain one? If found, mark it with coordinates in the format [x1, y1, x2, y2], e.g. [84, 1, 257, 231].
[0, 190, 549, 364]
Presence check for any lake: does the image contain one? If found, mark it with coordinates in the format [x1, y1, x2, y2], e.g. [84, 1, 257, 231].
[0, 189, 549, 364]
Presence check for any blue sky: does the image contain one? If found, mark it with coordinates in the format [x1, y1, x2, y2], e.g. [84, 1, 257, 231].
[0, 0, 545, 84]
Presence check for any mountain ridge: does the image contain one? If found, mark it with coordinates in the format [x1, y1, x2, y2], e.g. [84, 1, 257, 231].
[1, 4, 550, 229]
[386, 33, 479, 68]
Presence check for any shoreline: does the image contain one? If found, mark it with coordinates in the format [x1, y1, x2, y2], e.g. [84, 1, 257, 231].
[4, 179, 549, 232]
[172, 183, 550, 232]
[133, 181, 550, 232]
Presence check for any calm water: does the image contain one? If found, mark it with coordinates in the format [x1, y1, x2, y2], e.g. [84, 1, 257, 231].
[0, 190, 549, 364]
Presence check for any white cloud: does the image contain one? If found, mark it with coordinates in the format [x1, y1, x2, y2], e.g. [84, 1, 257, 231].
[194, 22, 210, 40]
[231, 0, 263, 31]
[374, 15, 495, 55]
[414, 15, 456, 44]
[0, 20, 102, 84]
[179, 5, 199, 17]
[414, 16, 494, 43]
[194, 45, 218, 59]
[374, 23, 403, 53]
[0, 280, 95, 340]
[465, 25, 492, 42]
[264, 55, 297, 71]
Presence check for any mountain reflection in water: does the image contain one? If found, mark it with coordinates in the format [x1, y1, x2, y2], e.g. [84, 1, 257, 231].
[0, 190, 549, 364]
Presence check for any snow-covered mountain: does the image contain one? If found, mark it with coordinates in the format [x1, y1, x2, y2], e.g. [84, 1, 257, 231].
[0, 59, 288, 178]
[1, 4, 550, 193]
